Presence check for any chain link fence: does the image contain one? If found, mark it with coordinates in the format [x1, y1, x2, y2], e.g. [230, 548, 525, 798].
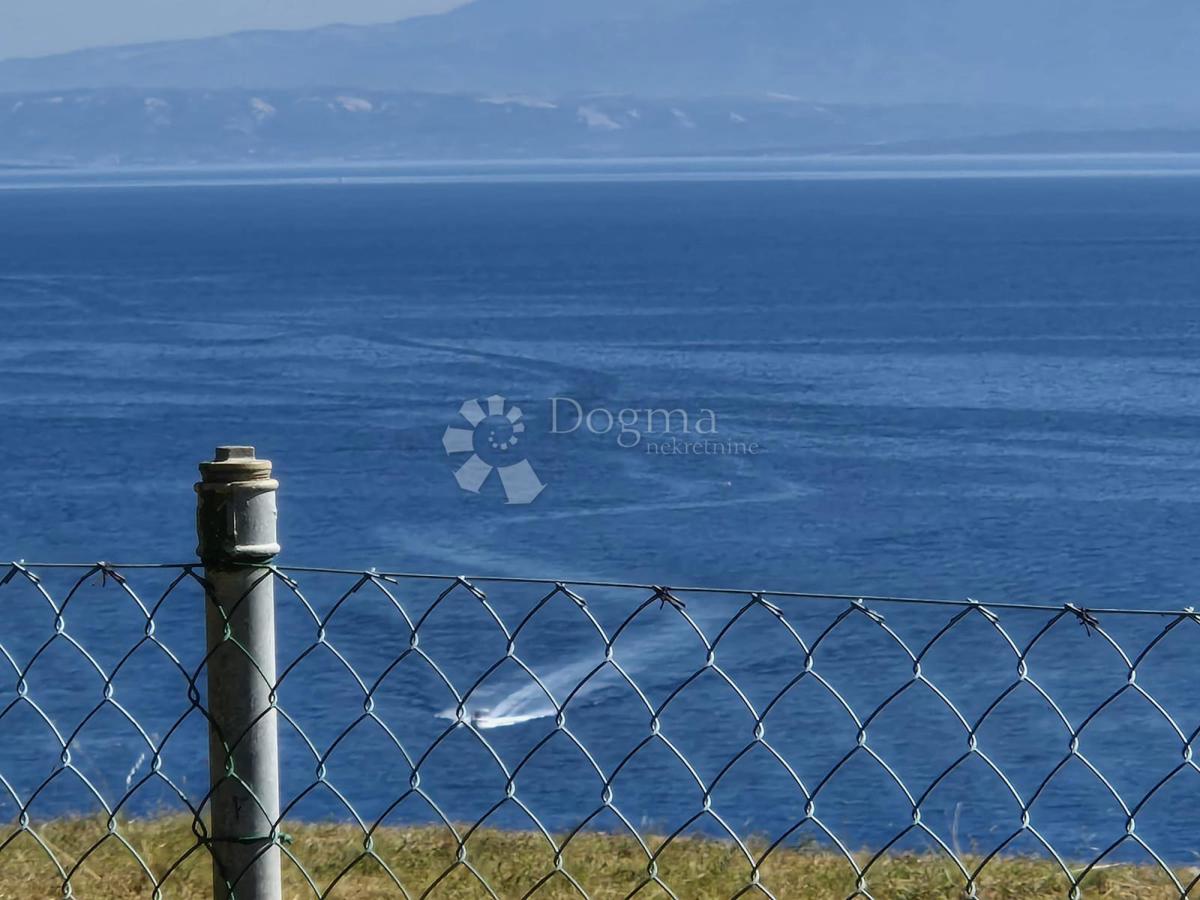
[2, 449, 1200, 898]
[4, 563, 1200, 899]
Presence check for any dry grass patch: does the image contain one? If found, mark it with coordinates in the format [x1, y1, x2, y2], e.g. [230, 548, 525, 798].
[0, 818, 1189, 899]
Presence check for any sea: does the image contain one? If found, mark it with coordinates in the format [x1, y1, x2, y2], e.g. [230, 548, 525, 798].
[1, 156, 1199, 868]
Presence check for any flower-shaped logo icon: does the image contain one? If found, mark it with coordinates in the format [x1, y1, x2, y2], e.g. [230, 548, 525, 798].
[442, 395, 546, 504]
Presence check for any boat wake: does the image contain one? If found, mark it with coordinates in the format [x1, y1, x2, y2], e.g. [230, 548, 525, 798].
[436, 656, 613, 730]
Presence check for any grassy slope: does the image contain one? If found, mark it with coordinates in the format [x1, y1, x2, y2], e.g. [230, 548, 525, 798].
[0, 818, 1191, 899]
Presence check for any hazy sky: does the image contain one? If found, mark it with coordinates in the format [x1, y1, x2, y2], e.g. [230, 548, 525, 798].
[1, 0, 469, 60]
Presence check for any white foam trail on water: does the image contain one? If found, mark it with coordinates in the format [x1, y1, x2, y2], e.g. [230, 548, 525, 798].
[470, 710, 552, 729]
[438, 654, 618, 730]
[125, 751, 147, 790]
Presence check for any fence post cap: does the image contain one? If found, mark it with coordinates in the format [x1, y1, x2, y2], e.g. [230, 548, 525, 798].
[199, 446, 273, 483]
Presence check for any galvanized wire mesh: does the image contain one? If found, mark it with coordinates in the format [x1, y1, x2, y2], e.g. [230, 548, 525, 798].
[2, 561, 1200, 898]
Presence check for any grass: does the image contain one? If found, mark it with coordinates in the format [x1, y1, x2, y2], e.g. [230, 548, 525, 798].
[0, 817, 1192, 899]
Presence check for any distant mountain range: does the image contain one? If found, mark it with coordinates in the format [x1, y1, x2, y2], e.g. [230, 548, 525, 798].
[4, 0, 1200, 105]
[1, 0, 1199, 164]
[4, 88, 1198, 166]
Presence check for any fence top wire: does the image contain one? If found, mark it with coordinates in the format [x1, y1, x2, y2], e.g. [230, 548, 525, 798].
[8, 560, 1198, 618]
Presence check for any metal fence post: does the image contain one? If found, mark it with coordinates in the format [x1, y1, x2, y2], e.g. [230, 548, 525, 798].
[196, 446, 284, 900]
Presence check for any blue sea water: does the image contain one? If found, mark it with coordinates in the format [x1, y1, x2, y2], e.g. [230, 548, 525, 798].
[1, 159, 1200, 869]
